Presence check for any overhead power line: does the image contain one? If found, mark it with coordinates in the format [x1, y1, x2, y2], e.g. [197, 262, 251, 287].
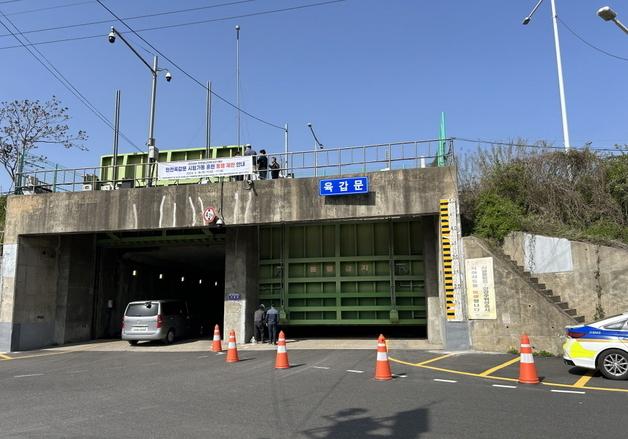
[557, 17, 628, 63]
[4, 1, 93, 17]
[0, 0, 257, 38]
[0, 10, 142, 152]
[0, 0, 348, 50]
[96, 0, 293, 131]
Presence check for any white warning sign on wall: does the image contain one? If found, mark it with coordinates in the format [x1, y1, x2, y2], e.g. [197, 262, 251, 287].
[464, 257, 497, 320]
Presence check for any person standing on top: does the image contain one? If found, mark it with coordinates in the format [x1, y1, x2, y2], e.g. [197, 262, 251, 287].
[265, 304, 279, 345]
[257, 149, 268, 180]
[269, 157, 281, 179]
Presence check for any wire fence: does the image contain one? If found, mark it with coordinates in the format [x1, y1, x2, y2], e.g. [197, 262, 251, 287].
[14, 138, 455, 194]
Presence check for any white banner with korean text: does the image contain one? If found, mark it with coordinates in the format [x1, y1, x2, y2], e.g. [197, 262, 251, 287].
[464, 257, 497, 320]
[157, 157, 253, 180]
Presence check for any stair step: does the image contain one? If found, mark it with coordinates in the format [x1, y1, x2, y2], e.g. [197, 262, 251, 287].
[556, 302, 569, 309]
[548, 296, 561, 303]
[537, 283, 546, 290]
[565, 309, 578, 316]
[574, 316, 585, 323]
[529, 277, 539, 284]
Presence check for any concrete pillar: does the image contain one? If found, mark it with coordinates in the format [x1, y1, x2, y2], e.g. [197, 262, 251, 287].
[424, 216, 443, 345]
[223, 226, 258, 344]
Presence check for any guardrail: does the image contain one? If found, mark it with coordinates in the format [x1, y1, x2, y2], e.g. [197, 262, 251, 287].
[14, 138, 454, 194]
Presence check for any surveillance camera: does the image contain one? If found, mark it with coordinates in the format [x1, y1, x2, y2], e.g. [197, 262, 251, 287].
[165, 72, 172, 82]
[108, 31, 116, 43]
[216, 218, 224, 227]
[522, 16, 531, 25]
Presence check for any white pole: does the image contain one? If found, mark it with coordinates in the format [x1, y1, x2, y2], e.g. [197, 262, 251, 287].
[206, 80, 212, 157]
[236, 25, 240, 149]
[284, 123, 289, 177]
[550, 0, 571, 151]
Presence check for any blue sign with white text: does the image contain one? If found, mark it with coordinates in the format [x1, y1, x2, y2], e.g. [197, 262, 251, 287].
[319, 177, 369, 196]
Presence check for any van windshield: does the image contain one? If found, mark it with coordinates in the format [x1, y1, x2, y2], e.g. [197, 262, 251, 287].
[126, 303, 158, 317]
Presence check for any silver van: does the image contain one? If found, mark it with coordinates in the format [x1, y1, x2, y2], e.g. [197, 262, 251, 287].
[122, 300, 192, 345]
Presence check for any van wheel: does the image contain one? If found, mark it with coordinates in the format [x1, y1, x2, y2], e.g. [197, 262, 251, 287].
[164, 329, 175, 345]
[128, 340, 138, 346]
[598, 349, 628, 380]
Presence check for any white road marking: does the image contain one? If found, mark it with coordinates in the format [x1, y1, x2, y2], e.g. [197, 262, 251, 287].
[346, 369, 364, 374]
[492, 384, 517, 389]
[551, 389, 586, 395]
[67, 370, 88, 374]
[197, 355, 209, 359]
[14, 373, 44, 378]
[313, 366, 330, 370]
[216, 352, 225, 355]
[433, 378, 457, 383]
[392, 373, 407, 378]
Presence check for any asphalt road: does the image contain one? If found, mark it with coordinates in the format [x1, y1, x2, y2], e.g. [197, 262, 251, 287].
[0, 347, 625, 438]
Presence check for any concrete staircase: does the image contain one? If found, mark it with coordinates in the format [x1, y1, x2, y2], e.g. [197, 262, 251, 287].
[505, 255, 585, 323]
[485, 241, 585, 323]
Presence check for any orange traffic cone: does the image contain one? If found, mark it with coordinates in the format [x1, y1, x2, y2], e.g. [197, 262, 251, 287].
[211, 324, 223, 352]
[375, 334, 392, 381]
[518, 334, 540, 384]
[275, 330, 290, 369]
[226, 329, 239, 363]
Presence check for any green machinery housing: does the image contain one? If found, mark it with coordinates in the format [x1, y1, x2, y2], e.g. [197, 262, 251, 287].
[258, 219, 429, 326]
[98, 145, 247, 187]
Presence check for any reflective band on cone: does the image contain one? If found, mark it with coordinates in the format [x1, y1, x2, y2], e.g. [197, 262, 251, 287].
[374, 334, 392, 381]
[211, 324, 223, 352]
[275, 331, 290, 369]
[518, 334, 539, 384]
[226, 329, 239, 363]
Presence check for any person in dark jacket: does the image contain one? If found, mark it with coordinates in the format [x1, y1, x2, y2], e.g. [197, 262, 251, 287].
[265, 304, 279, 344]
[269, 157, 281, 179]
[253, 304, 266, 344]
[257, 149, 268, 179]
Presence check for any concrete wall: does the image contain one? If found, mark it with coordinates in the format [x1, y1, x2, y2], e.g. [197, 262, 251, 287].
[2, 235, 96, 351]
[503, 232, 628, 322]
[465, 237, 575, 354]
[1, 167, 455, 240]
[223, 227, 258, 344]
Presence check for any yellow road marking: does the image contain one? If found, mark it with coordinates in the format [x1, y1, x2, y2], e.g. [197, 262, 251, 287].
[0, 353, 12, 360]
[573, 370, 595, 388]
[415, 353, 455, 366]
[479, 357, 520, 376]
[389, 355, 628, 393]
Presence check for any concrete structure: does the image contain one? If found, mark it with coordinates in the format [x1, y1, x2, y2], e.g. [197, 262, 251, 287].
[464, 237, 575, 354]
[503, 232, 628, 323]
[0, 167, 458, 352]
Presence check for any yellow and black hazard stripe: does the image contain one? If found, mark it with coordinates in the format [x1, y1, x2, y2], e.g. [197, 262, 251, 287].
[440, 199, 456, 320]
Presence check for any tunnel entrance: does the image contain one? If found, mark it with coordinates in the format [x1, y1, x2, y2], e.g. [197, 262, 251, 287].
[93, 229, 225, 340]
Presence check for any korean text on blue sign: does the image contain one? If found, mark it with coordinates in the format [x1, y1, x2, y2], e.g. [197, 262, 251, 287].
[319, 177, 369, 196]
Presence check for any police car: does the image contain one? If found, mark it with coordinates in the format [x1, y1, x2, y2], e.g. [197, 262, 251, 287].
[563, 313, 628, 380]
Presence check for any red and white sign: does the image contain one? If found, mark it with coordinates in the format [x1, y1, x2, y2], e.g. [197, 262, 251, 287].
[203, 207, 217, 225]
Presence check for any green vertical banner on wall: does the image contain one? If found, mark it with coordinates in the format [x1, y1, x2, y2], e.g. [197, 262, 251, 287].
[437, 112, 446, 167]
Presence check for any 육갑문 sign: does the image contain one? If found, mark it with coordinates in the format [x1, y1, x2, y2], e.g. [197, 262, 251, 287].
[319, 177, 368, 196]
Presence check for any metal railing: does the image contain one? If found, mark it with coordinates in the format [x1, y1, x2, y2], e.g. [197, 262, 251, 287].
[14, 138, 454, 194]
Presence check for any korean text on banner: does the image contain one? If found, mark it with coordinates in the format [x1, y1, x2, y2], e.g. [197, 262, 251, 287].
[464, 257, 497, 320]
[157, 157, 253, 180]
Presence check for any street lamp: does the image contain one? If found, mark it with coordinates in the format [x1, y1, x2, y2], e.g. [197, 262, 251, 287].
[307, 122, 324, 177]
[108, 26, 171, 184]
[597, 6, 628, 34]
[522, 0, 571, 151]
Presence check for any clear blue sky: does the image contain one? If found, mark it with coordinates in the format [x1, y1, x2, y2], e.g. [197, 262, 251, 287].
[1, 0, 627, 189]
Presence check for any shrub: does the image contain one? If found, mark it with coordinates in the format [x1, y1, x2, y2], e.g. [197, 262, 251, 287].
[473, 192, 524, 242]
